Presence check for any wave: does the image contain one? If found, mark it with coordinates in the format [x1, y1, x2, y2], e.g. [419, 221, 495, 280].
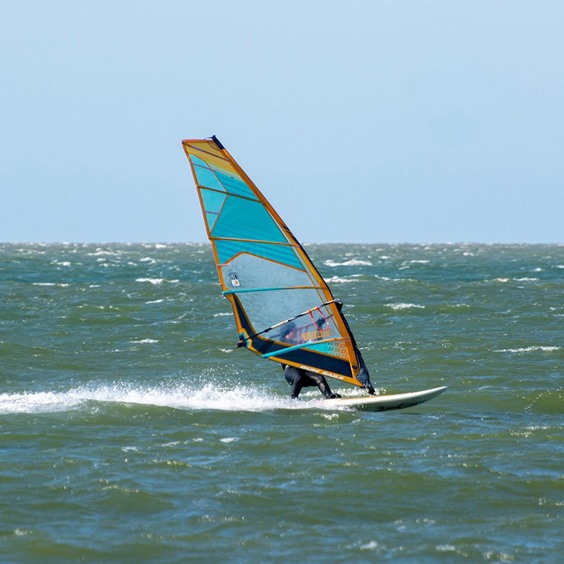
[87, 249, 124, 257]
[135, 278, 179, 285]
[325, 275, 357, 284]
[487, 277, 542, 284]
[494, 346, 560, 353]
[324, 259, 373, 267]
[385, 303, 426, 311]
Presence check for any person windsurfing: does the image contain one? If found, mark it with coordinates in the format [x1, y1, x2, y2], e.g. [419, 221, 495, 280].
[280, 322, 341, 400]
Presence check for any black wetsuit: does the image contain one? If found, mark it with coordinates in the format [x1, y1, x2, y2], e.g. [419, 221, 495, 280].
[283, 365, 339, 399]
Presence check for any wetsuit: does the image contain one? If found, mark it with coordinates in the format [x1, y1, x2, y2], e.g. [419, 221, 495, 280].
[283, 365, 340, 399]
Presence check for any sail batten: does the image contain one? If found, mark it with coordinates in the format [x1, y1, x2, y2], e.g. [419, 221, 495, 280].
[210, 236, 299, 246]
[223, 285, 324, 295]
[182, 136, 371, 388]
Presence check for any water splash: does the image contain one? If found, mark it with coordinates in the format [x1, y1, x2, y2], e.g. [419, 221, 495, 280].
[0, 382, 330, 414]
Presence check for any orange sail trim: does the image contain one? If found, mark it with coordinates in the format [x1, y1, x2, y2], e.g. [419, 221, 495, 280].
[182, 136, 372, 388]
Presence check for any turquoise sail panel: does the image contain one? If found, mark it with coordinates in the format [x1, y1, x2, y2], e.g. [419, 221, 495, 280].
[190, 153, 256, 200]
[193, 166, 225, 191]
[214, 169, 257, 199]
[200, 189, 226, 232]
[200, 188, 226, 214]
[189, 155, 209, 168]
[215, 239, 304, 270]
[211, 196, 288, 243]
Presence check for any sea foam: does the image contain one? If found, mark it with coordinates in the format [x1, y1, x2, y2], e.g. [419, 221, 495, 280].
[0, 383, 329, 415]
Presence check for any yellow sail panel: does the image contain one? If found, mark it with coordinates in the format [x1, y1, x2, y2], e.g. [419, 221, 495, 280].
[182, 136, 372, 388]
[183, 140, 239, 177]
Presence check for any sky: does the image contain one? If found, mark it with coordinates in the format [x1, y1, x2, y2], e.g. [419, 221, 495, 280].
[1, 0, 563, 244]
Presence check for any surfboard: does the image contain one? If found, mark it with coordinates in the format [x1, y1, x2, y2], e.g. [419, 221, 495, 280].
[321, 386, 448, 412]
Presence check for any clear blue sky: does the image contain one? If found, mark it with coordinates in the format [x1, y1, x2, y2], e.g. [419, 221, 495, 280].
[1, 0, 563, 243]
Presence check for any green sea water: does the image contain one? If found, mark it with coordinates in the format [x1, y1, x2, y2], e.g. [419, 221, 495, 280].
[0, 243, 562, 562]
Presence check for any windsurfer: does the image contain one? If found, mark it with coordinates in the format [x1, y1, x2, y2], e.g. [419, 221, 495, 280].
[280, 322, 341, 400]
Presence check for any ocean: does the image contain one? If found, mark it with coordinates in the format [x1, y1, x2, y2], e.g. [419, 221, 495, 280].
[0, 243, 562, 562]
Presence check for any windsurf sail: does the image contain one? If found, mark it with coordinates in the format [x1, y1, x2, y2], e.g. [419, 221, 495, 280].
[182, 135, 372, 389]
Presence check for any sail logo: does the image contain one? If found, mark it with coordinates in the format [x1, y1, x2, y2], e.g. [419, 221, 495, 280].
[301, 328, 334, 341]
[229, 273, 240, 287]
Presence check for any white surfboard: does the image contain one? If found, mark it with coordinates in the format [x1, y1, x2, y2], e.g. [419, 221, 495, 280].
[321, 386, 447, 412]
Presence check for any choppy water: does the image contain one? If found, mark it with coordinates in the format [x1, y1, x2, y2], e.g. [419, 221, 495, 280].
[1, 243, 562, 562]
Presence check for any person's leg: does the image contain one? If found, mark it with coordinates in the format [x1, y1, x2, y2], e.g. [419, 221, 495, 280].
[284, 366, 305, 399]
[306, 372, 340, 399]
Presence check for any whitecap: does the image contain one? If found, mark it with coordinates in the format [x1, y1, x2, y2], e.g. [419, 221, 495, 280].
[324, 259, 372, 267]
[437, 544, 457, 552]
[494, 346, 560, 353]
[359, 541, 379, 551]
[136, 278, 164, 285]
[88, 250, 120, 257]
[386, 303, 425, 310]
[326, 275, 355, 283]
